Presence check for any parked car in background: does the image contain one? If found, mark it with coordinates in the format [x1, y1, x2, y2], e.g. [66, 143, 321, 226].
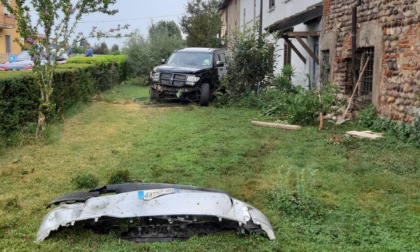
[149, 47, 228, 106]
[1, 50, 68, 71]
[0, 51, 32, 70]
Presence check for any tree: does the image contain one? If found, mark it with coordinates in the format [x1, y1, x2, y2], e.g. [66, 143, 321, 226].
[124, 22, 184, 77]
[148, 21, 184, 64]
[148, 21, 182, 40]
[180, 0, 222, 48]
[123, 29, 153, 77]
[93, 42, 109, 54]
[72, 45, 85, 54]
[1, 0, 128, 138]
[111, 44, 120, 55]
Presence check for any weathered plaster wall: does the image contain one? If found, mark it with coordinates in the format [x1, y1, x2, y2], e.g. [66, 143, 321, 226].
[322, 0, 420, 121]
[263, 0, 322, 86]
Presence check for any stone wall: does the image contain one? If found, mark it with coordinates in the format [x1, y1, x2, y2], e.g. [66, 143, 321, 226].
[321, 0, 420, 121]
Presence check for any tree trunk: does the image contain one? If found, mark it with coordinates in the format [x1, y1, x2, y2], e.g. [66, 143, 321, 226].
[36, 110, 46, 139]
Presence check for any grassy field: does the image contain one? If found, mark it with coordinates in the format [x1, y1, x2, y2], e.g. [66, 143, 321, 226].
[0, 85, 419, 251]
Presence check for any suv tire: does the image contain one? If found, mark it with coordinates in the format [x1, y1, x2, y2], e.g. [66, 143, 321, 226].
[199, 83, 210, 106]
[150, 88, 159, 100]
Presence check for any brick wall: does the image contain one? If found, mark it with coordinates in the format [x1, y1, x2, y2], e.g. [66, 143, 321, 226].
[322, 0, 420, 121]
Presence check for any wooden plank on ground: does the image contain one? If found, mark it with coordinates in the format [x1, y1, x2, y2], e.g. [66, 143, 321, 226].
[251, 120, 301, 130]
[346, 130, 383, 139]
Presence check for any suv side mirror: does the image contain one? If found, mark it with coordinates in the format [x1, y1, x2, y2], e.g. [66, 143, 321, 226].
[161, 59, 166, 64]
[216, 61, 224, 67]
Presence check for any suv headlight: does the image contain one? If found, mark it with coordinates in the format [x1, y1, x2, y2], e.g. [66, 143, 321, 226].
[150, 72, 160, 82]
[186, 75, 200, 86]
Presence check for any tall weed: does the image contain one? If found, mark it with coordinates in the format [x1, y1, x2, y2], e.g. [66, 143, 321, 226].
[269, 166, 324, 219]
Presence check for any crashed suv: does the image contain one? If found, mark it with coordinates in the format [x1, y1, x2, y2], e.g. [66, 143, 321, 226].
[149, 47, 227, 106]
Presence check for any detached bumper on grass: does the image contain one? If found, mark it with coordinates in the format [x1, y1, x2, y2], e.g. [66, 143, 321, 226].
[36, 183, 275, 242]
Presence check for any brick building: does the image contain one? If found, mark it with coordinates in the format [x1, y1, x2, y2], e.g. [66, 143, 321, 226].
[321, 0, 420, 121]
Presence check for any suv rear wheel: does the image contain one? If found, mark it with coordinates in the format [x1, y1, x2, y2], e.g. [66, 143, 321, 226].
[199, 83, 210, 106]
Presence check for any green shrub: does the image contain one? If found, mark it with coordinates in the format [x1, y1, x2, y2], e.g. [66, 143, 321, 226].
[218, 27, 277, 101]
[72, 172, 99, 189]
[108, 169, 131, 184]
[358, 107, 420, 147]
[0, 56, 127, 142]
[412, 115, 420, 147]
[272, 64, 296, 93]
[357, 105, 377, 128]
[0, 72, 39, 135]
[67, 55, 128, 91]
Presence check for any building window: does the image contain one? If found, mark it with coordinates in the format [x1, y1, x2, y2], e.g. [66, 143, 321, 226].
[358, 48, 374, 95]
[269, 0, 275, 10]
[283, 42, 291, 66]
[5, 35, 12, 54]
[354, 47, 374, 105]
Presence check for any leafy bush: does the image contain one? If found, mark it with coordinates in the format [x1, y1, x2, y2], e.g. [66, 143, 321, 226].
[272, 64, 296, 93]
[0, 56, 127, 142]
[412, 116, 420, 147]
[218, 27, 277, 102]
[250, 82, 338, 125]
[66, 55, 128, 90]
[357, 104, 377, 128]
[287, 87, 323, 125]
[72, 172, 99, 189]
[358, 106, 420, 147]
[218, 53, 339, 125]
[108, 169, 131, 184]
[0, 72, 39, 135]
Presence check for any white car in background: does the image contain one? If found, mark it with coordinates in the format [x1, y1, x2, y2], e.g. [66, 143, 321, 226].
[1, 50, 68, 71]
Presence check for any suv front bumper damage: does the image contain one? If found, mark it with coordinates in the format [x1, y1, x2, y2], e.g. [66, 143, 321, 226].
[151, 83, 199, 98]
[36, 183, 275, 242]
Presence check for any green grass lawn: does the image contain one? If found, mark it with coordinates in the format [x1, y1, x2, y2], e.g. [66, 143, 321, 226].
[0, 85, 419, 251]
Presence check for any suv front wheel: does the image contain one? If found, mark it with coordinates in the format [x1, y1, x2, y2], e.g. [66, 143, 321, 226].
[150, 87, 159, 100]
[199, 83, 210, 106]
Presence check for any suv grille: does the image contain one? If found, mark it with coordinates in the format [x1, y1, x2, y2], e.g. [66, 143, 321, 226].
[160, 73, 187, 87]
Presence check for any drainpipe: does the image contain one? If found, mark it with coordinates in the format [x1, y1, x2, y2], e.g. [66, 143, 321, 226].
[259, 0, 263, 37]
[352, 0, 362, 85]
[351, 4, 357, 86]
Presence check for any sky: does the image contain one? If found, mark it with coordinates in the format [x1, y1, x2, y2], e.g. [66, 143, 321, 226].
[74, 0, 190, 48]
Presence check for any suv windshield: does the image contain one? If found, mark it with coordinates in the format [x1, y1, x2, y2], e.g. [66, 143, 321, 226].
[166, 52, 213, 68]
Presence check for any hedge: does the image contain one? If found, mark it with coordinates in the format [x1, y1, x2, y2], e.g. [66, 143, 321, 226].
[0, 55, 127, 136]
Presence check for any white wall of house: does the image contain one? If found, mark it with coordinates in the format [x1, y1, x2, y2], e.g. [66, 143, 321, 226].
[239, 0, 260, 32]
[239, 0, 322, 89]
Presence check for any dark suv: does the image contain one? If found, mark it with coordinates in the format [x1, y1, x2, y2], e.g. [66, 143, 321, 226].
[149, 47, 227, 106]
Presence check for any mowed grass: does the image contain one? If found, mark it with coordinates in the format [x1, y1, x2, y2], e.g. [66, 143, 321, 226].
[0, 85, 419, 251]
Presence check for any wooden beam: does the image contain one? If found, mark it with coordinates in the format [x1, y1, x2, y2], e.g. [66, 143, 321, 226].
[283, 36, 306, 64]
[346, 131, 383, 140]
[294, 35, 320, 65]
[285, 31, 320, 37]
[251, 121, 302, 130]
